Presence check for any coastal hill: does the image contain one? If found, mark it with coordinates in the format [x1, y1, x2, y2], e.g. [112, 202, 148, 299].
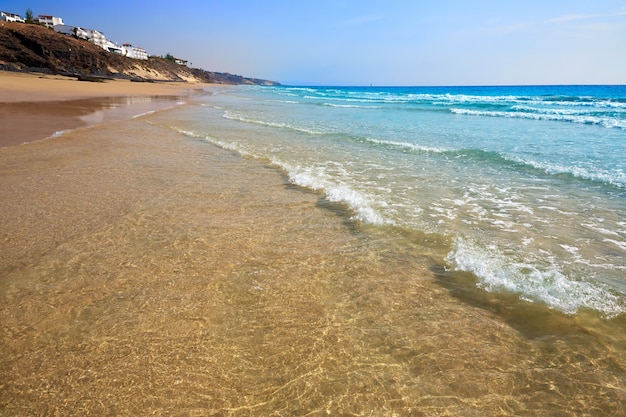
[0, 21, 279, 85]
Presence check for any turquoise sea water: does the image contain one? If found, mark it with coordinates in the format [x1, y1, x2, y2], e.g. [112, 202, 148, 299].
[177, 85, 626, 318]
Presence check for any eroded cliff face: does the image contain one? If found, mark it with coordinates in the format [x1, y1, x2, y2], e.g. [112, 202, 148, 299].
[0, 22, 279, 85]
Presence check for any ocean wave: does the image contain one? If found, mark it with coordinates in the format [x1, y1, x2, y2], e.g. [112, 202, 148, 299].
[303, 95, 382, 104]
[272, 160, 391, 226]
[266, 99, 300, 104]
[222, 111, 324, 135]
[284, 87, 626, 114]
[603, 238, 626, 252]
[507, 156, 626, 189]
[169, 120, 626, 317]
[280, 87, 319, 94]
[171, 124, 389, 226]
[472, 150, 626, 189]
[199, 104, 224, 110]
[510, 105, 596, 115]
[360, 137, 451, 154]
[450, 108, 626, 129]
[356, 135, 626, 189]
[446, 237, 626, 317]
[131, 110, 157, 119]
[322, 103, 382, 109]
[130, 102, 184, 119]
[542, 95, 626, 107]
[173, 127, 257, 158]
[49, 129, 73, 138]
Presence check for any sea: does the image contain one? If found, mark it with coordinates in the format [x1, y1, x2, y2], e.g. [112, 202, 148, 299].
[175, 84, 626, 319]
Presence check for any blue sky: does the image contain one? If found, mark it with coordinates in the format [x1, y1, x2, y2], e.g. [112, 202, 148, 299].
[3, 0, 626, 85]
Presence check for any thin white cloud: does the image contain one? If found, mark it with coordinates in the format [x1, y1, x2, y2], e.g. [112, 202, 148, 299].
[611, 6, 626, 16]
[545, 13, 598, 24]
[546, 7, 626, 24]
[482, 6, 626, 36]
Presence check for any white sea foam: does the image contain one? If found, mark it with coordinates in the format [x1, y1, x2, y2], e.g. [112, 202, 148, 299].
[322, 103, 381, 109]
[199, 104, 224, 110]
[267, 99, 299, 104]
[270, 160, 390, 226]
[450, 108, 626, 129]
[176, 127, 257, 158]
[581, 223, 621, 237]
[131, 102, 183, 119]
[131, 110, 157, 119]
[508, 105, 616, 116]
[506, 156, 626, 188]
[222, 111, 323, 135]
[560, 244, 580, 255]
[50, 129, 72, 138]
[447, 237, 625, 317]
[363, 137, 450, 154]
[173, 124, 389, 226]
[304, 95, 381, 104]
[603, 238, 626, 251]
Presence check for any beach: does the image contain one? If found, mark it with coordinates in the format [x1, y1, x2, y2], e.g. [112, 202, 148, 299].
[1, 73, 626, 416]
[0, 71, 200, 147]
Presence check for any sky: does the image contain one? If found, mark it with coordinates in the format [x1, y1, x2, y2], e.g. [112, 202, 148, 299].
[3, 0, 626, 85]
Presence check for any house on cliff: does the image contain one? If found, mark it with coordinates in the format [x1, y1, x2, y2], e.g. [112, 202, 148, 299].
[122, 44, 148, 60]
[55, 25, 108, 49]
[34, 15, 64, 28]
[54, 24, 148, 60]
[0, 11, 25, 23]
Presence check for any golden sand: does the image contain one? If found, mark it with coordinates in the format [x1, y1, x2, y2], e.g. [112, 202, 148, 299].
[0, 71, 210, 147]
[0, 71, 203, 102]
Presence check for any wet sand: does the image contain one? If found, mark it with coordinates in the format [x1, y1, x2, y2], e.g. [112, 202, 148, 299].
[0, 71, 205, 147]
[1, 79, 626, 415]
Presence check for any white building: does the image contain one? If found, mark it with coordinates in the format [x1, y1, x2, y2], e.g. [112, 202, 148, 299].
[82, 28, 107, 48]
[55, 25, 114, 51]
[0, 11, 25, 23]
[54, 25, 148, 60]
[122, 44, 148, 60]
[54, 24, 87, 38]
[104, 40, 124, 55]
[34, 14, 64, 28]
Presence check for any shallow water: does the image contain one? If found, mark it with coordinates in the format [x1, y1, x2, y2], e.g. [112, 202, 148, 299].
[1, 104, 626, 415]
[188, 85, 626, 320]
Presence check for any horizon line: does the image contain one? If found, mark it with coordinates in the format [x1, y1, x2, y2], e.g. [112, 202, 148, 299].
[276, 83, 626, 88]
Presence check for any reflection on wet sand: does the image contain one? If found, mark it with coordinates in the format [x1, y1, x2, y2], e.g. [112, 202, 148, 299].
[1, 117, 625, 416]
[0, 96, 183, 147]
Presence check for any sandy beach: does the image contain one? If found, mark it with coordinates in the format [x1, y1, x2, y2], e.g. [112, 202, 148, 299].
[0, 75, 436, 415]
[2, 72, 625, 416]
[0, 71, 200, 102]
[0, 71, 206, 147]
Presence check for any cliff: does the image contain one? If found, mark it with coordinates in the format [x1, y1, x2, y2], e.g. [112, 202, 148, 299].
[0, 21, 279, 85]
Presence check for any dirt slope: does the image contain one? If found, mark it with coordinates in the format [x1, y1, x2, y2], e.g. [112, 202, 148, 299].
[0, 22, 278, 85]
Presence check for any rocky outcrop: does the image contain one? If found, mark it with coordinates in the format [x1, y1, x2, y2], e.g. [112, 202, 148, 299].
[0, 22, 279, 85]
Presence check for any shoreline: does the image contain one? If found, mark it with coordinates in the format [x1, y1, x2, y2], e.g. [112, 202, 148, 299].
[0, 70, 212, 147]
[0, 71, 208, 102]
[2, 75, 626, 415]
